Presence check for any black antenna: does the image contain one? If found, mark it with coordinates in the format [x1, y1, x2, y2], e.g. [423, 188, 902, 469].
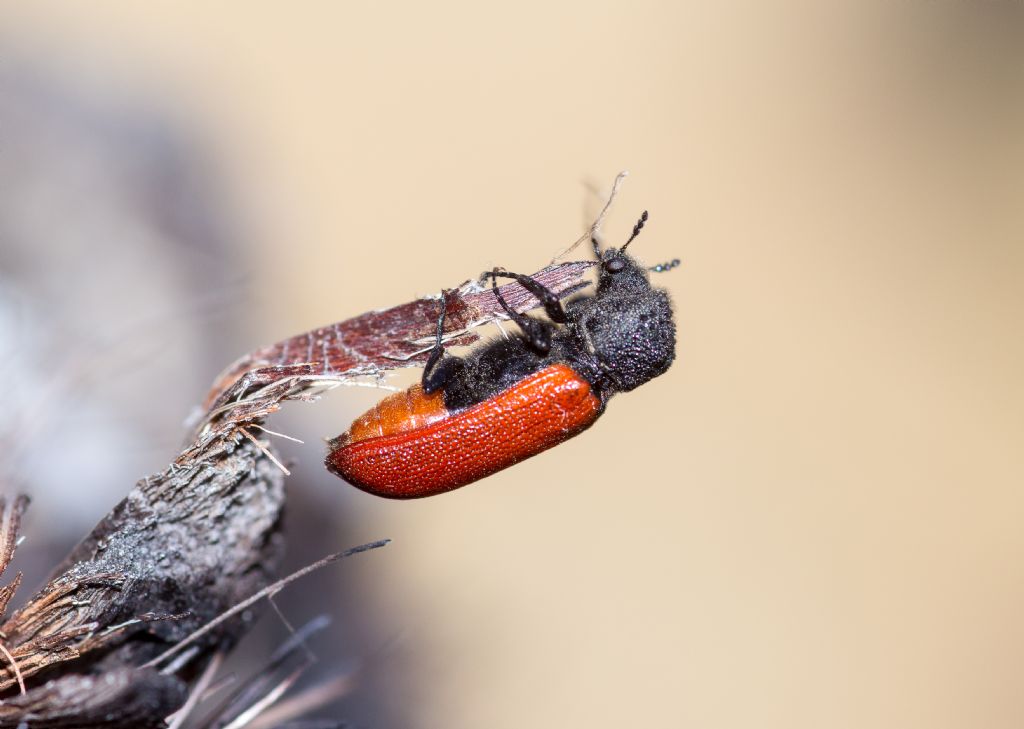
[649, 258, 680, 273]
[620, 210, 648, 253]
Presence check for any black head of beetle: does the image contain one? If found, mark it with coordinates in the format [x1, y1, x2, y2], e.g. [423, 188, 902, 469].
[559, 247, 676, 396]
[423, 212, 677, 410]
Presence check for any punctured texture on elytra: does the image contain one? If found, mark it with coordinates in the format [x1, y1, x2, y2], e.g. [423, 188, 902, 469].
[327, 364, 602, 498]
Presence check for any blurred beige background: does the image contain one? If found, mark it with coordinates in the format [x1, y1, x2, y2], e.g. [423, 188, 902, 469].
[2, 1, 1022, 727]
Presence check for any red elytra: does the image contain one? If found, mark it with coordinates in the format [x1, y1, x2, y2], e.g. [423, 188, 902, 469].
[326, 364, 602, 499]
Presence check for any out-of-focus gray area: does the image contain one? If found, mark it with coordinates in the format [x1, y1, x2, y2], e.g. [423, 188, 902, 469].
[0, 62, 238, 536]
[0, 60, 405, 727]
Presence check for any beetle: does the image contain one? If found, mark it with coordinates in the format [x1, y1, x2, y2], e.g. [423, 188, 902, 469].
[325, 211, 677, 498]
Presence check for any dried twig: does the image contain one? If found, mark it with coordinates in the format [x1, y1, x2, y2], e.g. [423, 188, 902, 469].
[194, 616, 334, 729]
[165, 652, 225, 729]
[188, 261, 593, 462]
[0, 641, 24, 696]
[243, 673, 356, 729]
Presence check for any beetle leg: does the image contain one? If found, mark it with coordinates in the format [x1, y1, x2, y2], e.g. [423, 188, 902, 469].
[490, 269, 553, 355]
[421, 290, 462, 394]
[485, 270, 568, 323]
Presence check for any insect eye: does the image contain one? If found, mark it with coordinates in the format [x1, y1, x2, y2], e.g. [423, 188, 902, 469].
[603, 257, 626, 273]
[586, 318, 599, 332]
